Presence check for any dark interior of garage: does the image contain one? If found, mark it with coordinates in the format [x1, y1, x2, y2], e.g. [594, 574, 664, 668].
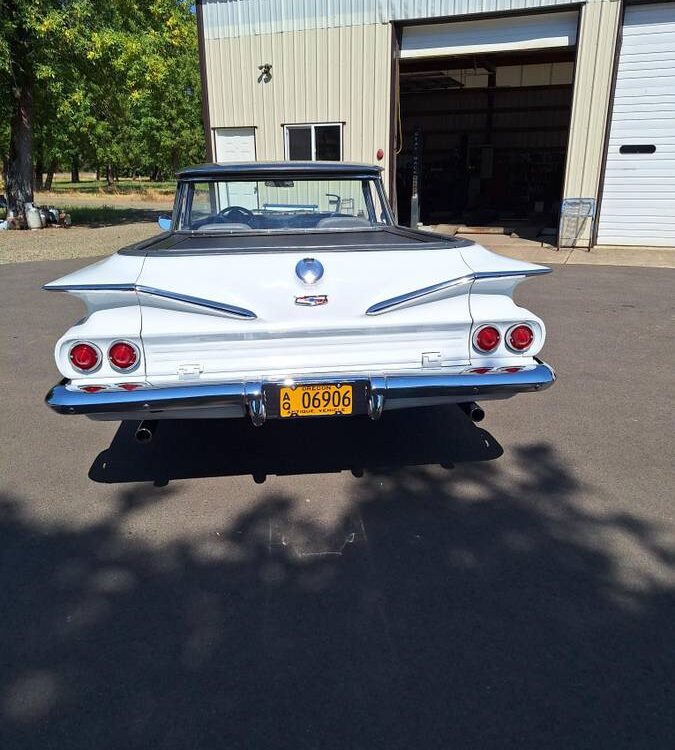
[394, 48, 576, 235]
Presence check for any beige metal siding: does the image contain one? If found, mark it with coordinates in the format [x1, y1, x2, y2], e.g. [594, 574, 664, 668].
[203, 23, 392, 184]
[563, 0, 621, 207]
[202, 0, 579, 38]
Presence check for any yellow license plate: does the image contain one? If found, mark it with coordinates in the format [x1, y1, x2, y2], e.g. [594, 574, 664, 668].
[279, 383, 353, 418]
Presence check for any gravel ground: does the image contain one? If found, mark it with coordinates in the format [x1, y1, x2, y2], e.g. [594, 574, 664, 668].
[0, 222, 162, 264]
[0, 193, 171, 264]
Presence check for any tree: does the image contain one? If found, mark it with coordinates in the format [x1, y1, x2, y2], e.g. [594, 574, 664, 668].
[1, 1, 204, 213]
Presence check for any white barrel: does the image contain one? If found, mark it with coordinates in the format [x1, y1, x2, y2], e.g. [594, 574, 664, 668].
[26, 205, 42, 230]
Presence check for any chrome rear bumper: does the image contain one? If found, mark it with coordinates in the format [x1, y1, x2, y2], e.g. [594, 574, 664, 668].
[45, 362, 555, 424]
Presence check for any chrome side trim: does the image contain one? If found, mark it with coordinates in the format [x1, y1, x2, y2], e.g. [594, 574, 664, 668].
[43, 283, 136, 292]
[473, 268, 551, 281]
[45, 362, 555, 417]
[366, 275, 474, 315]
[365, 267, 551, 316]
[43, 283, 256, 319]
[135, 286, 256, 319]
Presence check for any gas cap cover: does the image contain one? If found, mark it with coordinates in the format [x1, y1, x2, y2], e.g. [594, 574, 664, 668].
[295, 258, 324, 284]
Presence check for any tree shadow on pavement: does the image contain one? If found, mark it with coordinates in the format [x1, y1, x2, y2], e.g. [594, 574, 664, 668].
[1, 417, 673, 749]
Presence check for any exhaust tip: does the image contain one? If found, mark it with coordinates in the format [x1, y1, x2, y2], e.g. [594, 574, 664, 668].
[135, 420, 157, 443]
[460, 402, 485, 423]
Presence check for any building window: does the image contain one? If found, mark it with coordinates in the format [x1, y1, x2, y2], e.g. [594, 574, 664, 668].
[284, 123, 342, 161]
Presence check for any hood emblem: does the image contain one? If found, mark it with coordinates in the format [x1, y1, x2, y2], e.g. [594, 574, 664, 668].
[295, 295, 328, 307]
[295, 257, 324, 284]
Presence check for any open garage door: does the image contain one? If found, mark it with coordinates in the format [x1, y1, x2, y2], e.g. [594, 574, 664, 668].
[597, 3, 675, 247]
[395, 10, 578, 233]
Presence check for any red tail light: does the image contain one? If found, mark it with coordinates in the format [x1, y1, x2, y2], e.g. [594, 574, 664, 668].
[69, 343, 100, 372]
[81, 385, 105, 393]
[108, 341, 138, 371]
[118, 383, 142, 391]
[507, 324, 534, 352]
[473, 326, 501, 353]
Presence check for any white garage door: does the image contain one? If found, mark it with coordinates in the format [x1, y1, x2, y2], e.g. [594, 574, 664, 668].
[400, 11, 578, 58]
[213, 127, 257, 210]
[597, 3, 675, 247]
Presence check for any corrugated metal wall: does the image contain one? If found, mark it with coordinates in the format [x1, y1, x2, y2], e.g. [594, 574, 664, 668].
[202, 0, 580, 39]
[201, 0, 623, 237]
[203, 23, 392, 181]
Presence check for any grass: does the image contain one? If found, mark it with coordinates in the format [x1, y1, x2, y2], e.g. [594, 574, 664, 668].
[49, 178, 176, 197]
[63, 205, 165, 227]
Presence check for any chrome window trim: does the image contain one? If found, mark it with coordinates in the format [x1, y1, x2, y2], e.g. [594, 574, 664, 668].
[366, 268, 551, 316]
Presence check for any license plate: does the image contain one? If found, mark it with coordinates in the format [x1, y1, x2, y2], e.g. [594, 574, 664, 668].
[279, 383, 353, 418]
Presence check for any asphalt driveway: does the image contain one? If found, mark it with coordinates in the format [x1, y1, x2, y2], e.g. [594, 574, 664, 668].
[1, 259, 673, 749]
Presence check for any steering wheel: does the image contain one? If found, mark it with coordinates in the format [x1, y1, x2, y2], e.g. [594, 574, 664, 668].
[218, 205, 255, 225]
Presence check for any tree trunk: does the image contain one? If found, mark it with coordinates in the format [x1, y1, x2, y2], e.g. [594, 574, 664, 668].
[96, 167, 100, 181]
[6, 84, 34, 215]
[71, 155, 80, 183]
[34, 157, 44, 191]
[44, 162, 56, 191]
[106, 164, 114, 186]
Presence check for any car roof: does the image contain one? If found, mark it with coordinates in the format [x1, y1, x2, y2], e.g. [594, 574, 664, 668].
[176, 161, 383, 180]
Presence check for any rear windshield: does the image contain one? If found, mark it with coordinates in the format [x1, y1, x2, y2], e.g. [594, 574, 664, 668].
[175, 177, 392, 232]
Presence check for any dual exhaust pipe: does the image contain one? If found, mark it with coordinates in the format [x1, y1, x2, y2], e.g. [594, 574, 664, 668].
[460, 401, 485, 423]
[134, 420, 157, 443]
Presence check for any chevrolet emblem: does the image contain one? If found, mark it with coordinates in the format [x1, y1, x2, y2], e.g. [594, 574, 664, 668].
[295, 295, 328, 307]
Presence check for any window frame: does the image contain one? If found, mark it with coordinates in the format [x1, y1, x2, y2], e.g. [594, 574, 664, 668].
[283, 122, 344, 162]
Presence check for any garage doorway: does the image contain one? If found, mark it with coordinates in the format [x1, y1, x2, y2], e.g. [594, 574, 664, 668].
[394, 12, 578, 236]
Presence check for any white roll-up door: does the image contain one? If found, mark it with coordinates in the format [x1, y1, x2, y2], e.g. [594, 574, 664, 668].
[400, 11, 578, 59]
[597, 3, 675, 247]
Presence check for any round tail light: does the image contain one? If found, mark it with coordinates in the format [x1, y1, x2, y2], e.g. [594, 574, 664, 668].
[108, 341, 138, 371]
[473, 325, 501, 353]
[69, 343, 100, 372]
[507, 324, 534, 352]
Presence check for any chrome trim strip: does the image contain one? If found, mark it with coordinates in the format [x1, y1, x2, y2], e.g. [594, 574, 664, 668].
[43, 283, 136, 292]
[474, 268, 551, 280]
[135, 286, 256, 319]
[365, 267, 551, 316]
[45, 362, 555, 416]
[366, 275, 474, 315]
[42, 283, 256, 319]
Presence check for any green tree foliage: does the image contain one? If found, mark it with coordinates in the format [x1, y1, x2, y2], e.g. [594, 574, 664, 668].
[1, 1, 205, 208]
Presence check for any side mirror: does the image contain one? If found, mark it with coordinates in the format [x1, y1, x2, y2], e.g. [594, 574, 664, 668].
[158, 215, 172, 231]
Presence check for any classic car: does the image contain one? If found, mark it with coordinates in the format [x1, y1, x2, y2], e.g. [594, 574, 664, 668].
[44, 161, 555, 441]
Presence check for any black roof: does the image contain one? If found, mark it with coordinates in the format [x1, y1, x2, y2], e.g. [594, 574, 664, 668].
[176, 161, 383, 180]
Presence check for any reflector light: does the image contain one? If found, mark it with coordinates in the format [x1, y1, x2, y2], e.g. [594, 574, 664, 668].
[474, 326, 500, 353]
[109, 341, 138, 370]
[508, 325, 534, 352]
[69, 343, 100, 372]
[81, 385, 105, 393]
[468, 367, 492, 374]
[118, 383, 142, 391]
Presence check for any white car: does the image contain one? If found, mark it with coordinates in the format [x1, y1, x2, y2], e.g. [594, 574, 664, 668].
[45, 162, 555, 441]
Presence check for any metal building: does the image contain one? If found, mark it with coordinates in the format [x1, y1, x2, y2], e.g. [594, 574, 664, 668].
[196, 0, 675, 247]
